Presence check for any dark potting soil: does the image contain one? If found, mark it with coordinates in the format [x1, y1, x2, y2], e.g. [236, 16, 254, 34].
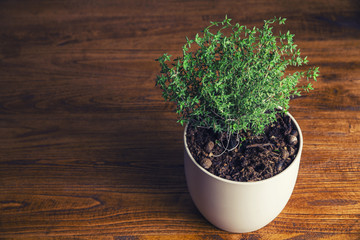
[186, 113, 300, 182]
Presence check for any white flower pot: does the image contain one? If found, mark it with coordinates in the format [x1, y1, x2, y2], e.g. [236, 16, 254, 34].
[184, 112, 303, 233]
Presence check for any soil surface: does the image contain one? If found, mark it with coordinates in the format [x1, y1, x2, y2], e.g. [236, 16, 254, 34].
[186, 113, 300, 182]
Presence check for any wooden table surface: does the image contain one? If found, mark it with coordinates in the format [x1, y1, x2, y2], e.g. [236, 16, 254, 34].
[0, 0, 359, 239]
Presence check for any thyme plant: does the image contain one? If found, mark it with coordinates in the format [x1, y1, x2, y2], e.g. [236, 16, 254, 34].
[156, 16, 319, 136]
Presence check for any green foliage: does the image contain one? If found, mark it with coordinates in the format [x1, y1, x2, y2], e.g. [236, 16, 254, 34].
[155, 16, 319, 136]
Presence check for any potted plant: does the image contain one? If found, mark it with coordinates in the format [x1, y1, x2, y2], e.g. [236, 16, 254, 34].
[155, 16, 319, 233]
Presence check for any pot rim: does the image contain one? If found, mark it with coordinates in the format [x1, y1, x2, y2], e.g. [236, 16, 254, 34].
[184, 111, 303, 185]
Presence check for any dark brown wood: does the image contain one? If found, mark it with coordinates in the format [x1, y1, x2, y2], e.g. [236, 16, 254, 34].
[0, 0, 359, 239]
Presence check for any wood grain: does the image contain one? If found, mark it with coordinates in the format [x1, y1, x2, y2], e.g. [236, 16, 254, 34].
[0, 0, 359, 239]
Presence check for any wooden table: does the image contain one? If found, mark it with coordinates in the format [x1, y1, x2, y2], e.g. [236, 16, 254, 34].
[0, 0, 359, 239]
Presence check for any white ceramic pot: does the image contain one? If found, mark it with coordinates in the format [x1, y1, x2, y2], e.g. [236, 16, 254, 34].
[184, 112, 303, 233]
